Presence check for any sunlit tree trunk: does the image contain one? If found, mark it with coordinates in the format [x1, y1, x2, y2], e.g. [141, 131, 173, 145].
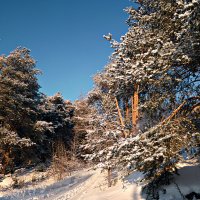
[132, 84, 139, 135]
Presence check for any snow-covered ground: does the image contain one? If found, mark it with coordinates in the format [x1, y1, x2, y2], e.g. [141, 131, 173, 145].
[0, 161, 200, 200]
[160, 161, 200, 200]
[0, 167, 144, 200]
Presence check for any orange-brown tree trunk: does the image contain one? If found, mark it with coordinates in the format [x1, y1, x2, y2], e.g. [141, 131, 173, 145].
[115, 97, 124, 127]
[132, 85, 139, 135]
[161, 101, 186, 124]
[125, 99, 130, 137]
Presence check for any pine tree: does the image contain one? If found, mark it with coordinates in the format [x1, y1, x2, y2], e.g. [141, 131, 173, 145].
[0, 47, 41, 134]
[82, 0, 200, 195]
[0, 47, 41, 171]
[38, 93, 74, 159]
[79, 87, 125, 187]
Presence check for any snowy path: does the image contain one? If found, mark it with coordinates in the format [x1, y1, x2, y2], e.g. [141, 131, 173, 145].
[0, 169, 144, 200]
[48, 169, 100, 200]
[0, 169, 95, 200]
[1, 162, 200, 200]
[75, 171, 144, 200]
[52, 169, 144, 200]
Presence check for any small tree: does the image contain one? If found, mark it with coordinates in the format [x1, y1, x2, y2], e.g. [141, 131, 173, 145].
[52, 140, 68, 180]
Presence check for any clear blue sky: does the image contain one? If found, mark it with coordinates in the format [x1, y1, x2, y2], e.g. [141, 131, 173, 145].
[0, 0, 133, 101]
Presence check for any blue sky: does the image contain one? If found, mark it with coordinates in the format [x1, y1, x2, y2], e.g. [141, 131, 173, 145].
[0, 0, 133, 101]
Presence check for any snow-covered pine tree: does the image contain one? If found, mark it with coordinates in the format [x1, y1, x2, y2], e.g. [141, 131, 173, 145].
[125, 0, 199, 124]
[0, 48, 41, 133]
[38, 93, 74, 160]
[82, 0, 200, 196]
[77, 87, 125, 186]
[110, 0, 199, 196]
[73, 98, 97, 158]
[101, 0, 199, 127]
[0, 47, 41, 171]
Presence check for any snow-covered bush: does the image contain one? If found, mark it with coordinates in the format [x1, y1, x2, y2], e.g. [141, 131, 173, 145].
[0, 127, 35, 174]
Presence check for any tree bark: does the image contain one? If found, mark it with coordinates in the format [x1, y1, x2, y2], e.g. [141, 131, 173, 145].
[161, 101, 186, 124]
[115, 97, 125, 127]
[107, 167, 112, 187]
[115, 97, 126, 137]
[132, 85, 139, 134]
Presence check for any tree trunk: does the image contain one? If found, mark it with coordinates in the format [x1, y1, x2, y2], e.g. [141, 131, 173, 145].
[115, 97, 126, 137]
[2, 148, 13, 175]
[107, 167, 112, 187]
[161, 101, 186, 124]
[132, 85, 139, 135]
[115, 97, 124, 127]
[125, 99, 130, 137]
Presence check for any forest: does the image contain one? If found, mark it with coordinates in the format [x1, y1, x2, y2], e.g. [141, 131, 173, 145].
[0, 0, 199, 200]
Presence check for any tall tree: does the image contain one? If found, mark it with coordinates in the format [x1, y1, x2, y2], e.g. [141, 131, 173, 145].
[0, 48, 41, 172]
[82, 0, 200, 196]
[0, 47, 41, 134]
